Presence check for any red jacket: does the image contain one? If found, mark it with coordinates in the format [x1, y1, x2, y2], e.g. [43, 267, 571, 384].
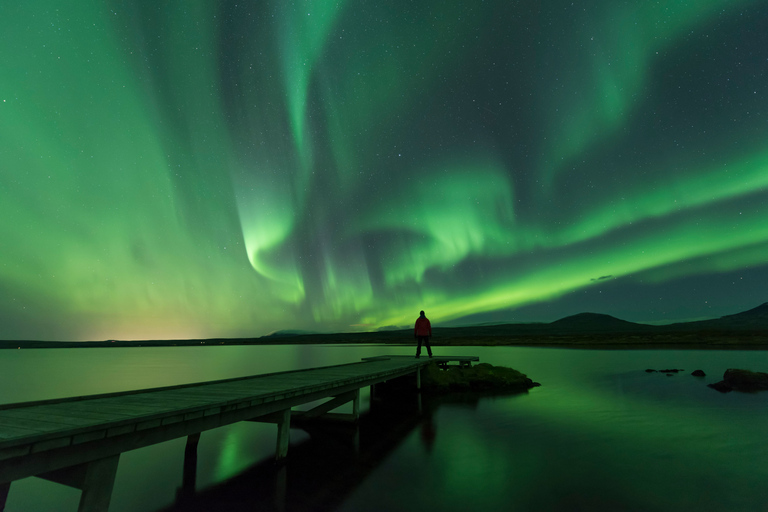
[414, 316, 431, 337]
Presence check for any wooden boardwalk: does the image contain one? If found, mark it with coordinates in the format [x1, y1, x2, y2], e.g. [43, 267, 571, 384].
[0, 355, 477, 512]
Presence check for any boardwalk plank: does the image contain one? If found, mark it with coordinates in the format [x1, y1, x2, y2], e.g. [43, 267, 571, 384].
[0, 410, 104, 428]
[41, 405, 134, 422]
[60, 403, 167, 418]
[0, 424, 44, 440]
[0, 416, 65, 434]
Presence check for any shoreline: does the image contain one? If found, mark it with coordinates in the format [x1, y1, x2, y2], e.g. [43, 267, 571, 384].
[2, 331, 767, 350]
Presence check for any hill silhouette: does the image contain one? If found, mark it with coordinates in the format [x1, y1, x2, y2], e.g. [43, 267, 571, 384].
[549, 312, 655, 333]
[657, 302, 768, 332]
[256, 302, 768, 346]
[1, 303, 766, 348]
[264, 329, 320, 337]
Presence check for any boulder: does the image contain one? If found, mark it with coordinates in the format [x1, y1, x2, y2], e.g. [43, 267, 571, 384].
[421, 362, 540, 393]
[708, 380, 732, 393]
[691, 369, 706, 377]
[724, 369, 768, 391]
[708, 369, 768, 393]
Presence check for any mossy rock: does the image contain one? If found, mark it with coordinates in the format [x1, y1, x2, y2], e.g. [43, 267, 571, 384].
[422, 362, 540, 393]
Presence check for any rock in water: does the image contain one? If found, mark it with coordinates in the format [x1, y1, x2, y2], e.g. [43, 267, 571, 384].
[708, 369, 768, 393]
[421, 363, 540, 393]
[708, 381, 732, 393]
[691, 369, 706, 377]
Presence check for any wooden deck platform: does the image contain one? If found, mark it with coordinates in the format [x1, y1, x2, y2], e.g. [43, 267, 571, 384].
[362, 355, 479, 367]
[0, 354, 477, 512]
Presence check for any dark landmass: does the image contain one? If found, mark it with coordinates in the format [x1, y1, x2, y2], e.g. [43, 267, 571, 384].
[2, 302, 767, 349]
[708, 368, 768, 393]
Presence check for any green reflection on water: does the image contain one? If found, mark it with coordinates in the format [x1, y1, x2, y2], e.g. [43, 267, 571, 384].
[3, 346, 768, 512]
[340, 347, 768, 512]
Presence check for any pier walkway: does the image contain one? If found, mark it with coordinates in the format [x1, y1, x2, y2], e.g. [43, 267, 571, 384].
[0, 355, 477, 512]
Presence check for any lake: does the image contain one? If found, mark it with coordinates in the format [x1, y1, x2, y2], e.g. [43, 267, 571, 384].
[2, 345, 767, 511]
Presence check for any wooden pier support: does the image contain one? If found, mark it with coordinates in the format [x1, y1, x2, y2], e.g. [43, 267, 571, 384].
[299, 390, 359, 421]
[352, 388, 360, 419]
[36, 455, 120, 512]
[248, 408, 293, 460]
[176, 433, 200, 501]
[76, 456, 120, 512]
[275, 409, 291, 460]
[0, 481, 9, 512]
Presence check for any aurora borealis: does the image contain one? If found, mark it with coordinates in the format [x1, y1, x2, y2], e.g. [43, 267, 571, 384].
[1, 1, 767, 341]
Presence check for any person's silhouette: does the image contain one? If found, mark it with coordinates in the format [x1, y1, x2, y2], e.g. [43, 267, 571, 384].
[414, 310, 432, 358]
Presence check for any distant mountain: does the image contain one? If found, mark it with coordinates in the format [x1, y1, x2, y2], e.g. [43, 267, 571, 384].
[665, 302, 768, 331]
[376, 325, 405, 332]
[227, 303, 768, 343]
[719, 302, 768, 325]
[432, 303, 767, 339]
[263, 329, 320, 338]
[549, 312, 653, 332]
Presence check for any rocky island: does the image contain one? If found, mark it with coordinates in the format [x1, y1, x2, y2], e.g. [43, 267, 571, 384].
[421, 362, 540, 393]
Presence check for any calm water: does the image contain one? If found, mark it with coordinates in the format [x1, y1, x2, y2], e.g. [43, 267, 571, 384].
[2, 345, 768, 511]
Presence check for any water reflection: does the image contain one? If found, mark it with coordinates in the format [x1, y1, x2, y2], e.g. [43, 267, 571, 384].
[160, 382, 534, 512]
[160, 387, 429, 512]
[2, 346, 768, 512]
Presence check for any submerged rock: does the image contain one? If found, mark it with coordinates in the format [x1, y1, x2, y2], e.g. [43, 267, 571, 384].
[708, 380, 732, 393]
[422, 362, 540, 393]
[708, 369, 768, 393]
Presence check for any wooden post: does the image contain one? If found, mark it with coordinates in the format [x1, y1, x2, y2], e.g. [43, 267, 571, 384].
[178, 433, 200, 499]
[275, 409, 291, 460]
[352, 389, 360, 420]
[77, 455, 120, 512]
[38, 456, 121, 512]
[416, 367, 421, 391]
[1, 481, 10, 512]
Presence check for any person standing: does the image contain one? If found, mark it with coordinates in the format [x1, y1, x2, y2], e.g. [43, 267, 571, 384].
[414, 310, 432, 358]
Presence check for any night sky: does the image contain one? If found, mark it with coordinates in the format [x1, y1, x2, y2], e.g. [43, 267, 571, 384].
[1, 1, 767, 341]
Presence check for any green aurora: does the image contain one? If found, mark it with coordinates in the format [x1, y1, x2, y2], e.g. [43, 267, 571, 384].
[1, 0, 767, 340]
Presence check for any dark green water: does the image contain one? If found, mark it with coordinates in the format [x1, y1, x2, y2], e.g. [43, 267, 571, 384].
[1, 346, 767, 511]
